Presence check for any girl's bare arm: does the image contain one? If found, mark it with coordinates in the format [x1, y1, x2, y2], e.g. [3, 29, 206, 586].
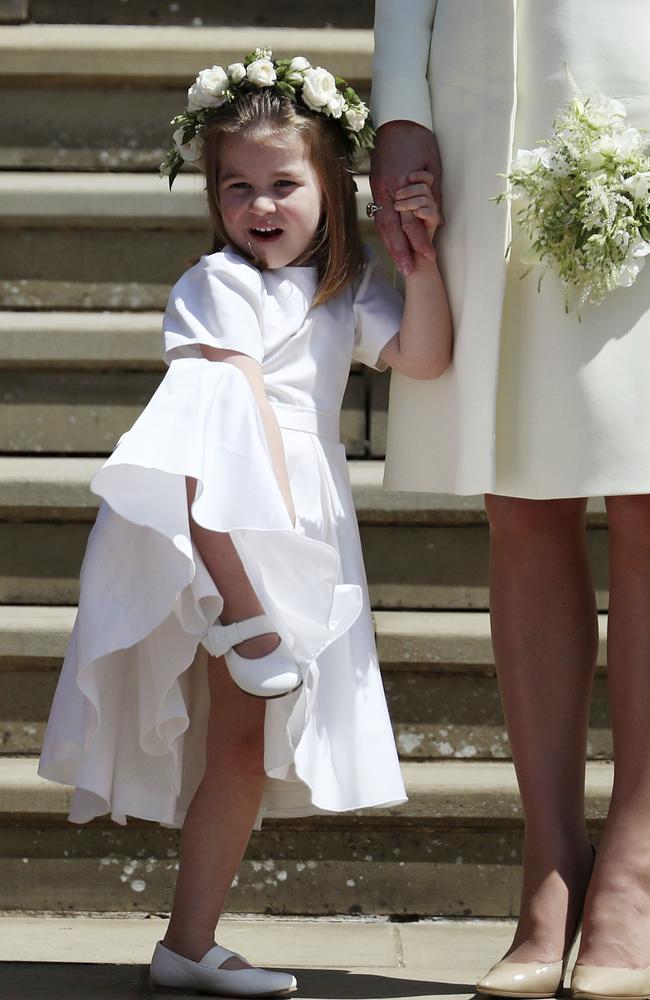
[378, 170, 453, 380]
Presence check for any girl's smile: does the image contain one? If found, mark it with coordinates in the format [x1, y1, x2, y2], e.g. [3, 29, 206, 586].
[217, 132, 323, 268]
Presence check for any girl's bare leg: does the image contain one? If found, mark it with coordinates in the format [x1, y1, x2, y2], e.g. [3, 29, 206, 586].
[578, 494, 650, 968]
[163, 654, 267, 964]
[187, 478, 279, 659]
[161, 480, 275, 963]
[485, 495, 597, 962]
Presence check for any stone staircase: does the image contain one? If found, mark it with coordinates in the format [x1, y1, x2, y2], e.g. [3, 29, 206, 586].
[0, 7, 612, 917]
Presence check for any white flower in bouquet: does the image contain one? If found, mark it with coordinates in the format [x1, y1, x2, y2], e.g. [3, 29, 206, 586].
[187, 66, 229, 111]
[623, 171, 650, 202]
[579, 93, 627, 127]
[497, 77, 650, 314]
[511, 147, 553, 174]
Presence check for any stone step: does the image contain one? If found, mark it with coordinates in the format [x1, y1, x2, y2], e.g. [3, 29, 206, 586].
[0, 605, 612, 760]
[0, 915, 520, 1000]
[0, 25, 372, 170]
[0, 458, 610, 609]
[0, 173, 380, 309]
[0, 311, 163, 369]
[0, 307, 386, 457]
[0, 456, 609, 526]
[24, 1, 375, 28]
[0, 756, 612, 915]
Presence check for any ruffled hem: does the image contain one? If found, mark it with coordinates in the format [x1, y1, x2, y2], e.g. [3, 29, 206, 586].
[38, 358, 363, 826]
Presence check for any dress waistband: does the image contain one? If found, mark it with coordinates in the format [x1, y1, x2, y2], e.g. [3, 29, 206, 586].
[270, 402, 340, 443]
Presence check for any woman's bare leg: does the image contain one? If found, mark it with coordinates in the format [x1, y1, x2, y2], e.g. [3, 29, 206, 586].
[163, 654, 267, 964]
[578, 494, 650, 968]
[485, 495, 597, 961]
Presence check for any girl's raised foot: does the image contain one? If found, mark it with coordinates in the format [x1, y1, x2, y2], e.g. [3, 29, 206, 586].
[201, 614, 302, 698]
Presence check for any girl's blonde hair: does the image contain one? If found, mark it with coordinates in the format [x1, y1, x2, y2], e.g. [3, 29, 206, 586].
[203, 89, 364, 307]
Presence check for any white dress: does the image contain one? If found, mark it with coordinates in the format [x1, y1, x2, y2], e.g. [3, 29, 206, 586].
[373, 0, 650, 498]
[39, 246, 407, 827]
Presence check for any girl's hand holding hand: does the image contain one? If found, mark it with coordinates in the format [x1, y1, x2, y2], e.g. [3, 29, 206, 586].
[394, 171, 441, 258]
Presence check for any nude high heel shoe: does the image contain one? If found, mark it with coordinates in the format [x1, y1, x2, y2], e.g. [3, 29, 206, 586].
[571, 963, 650, 1000]
[201, 614, 302, 699]
[476, 951, 575, 999]
[477, 847, 596, 998]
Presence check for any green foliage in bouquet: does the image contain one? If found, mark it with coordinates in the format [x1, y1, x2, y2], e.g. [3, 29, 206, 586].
[497, 77, 650, 314]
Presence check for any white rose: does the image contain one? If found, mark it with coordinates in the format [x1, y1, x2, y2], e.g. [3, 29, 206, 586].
[623, 171, 650, 202]
[585, 94, 627, 126]
[631, 237, 650, 258]
[286, 57, 311, 86]
[246, 58, 276, 87]
[617, 258, 645, 288]
[344, 104, 368, 132]
[614, 127, 644, 158]
[511, 147, 552, 173]
[173, 128, 205, 162]
[326, 93, 346, 119]
[301, 67, 337, 111]
[187, 65, 229, 111]
[227, 62, 246, 84]
[586, 135, 619, 169]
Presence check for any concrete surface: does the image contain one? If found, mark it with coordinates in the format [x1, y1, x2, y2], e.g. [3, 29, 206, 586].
[0, 457, 609, 525]
[0, 173, 371, 228]
[0, 757, 616, 821]
[0, 25, 373, 81]
[0, 914, 536, 999]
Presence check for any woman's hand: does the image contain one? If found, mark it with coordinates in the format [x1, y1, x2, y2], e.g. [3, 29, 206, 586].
[394, 171, 441, 252]
[370, 121, 443, 275]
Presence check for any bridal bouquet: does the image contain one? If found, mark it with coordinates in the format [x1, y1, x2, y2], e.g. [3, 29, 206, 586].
[498, 82, 650, 313]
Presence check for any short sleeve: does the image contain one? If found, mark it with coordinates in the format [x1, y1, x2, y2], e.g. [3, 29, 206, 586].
[162, 249, 265, 365]
[352, 250, 404, 370]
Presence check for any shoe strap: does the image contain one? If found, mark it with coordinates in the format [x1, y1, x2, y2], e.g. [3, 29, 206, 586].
[200, 943, 246, 969]
[203, 614, 274, 658]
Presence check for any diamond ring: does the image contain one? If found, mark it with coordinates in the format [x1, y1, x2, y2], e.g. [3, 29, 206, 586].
[366, 201, 384, 219]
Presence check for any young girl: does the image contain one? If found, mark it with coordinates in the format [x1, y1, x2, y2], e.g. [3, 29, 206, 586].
[39, 49, 452, 997]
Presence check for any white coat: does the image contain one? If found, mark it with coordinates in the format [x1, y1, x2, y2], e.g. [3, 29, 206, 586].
[372, 0, 650, 498]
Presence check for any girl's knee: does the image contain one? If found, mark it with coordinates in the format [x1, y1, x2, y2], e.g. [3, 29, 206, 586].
[485, 494, 586, 540]
[606, 494, 650, 541]
[206, 722, 266, 780]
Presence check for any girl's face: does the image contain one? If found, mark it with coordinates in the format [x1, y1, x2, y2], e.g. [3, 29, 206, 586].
[217, 131, 323, 268]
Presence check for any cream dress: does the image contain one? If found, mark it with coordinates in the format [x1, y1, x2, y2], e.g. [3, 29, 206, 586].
[39, 247, 407, 827]
[373, 0, 650, 498]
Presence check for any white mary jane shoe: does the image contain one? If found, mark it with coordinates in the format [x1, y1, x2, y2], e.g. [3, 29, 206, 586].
[201, 614, 302, 699]
[150, 940, 298, 997]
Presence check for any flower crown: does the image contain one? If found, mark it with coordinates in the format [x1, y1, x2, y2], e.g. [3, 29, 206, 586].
[160, 47, 374, 189]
